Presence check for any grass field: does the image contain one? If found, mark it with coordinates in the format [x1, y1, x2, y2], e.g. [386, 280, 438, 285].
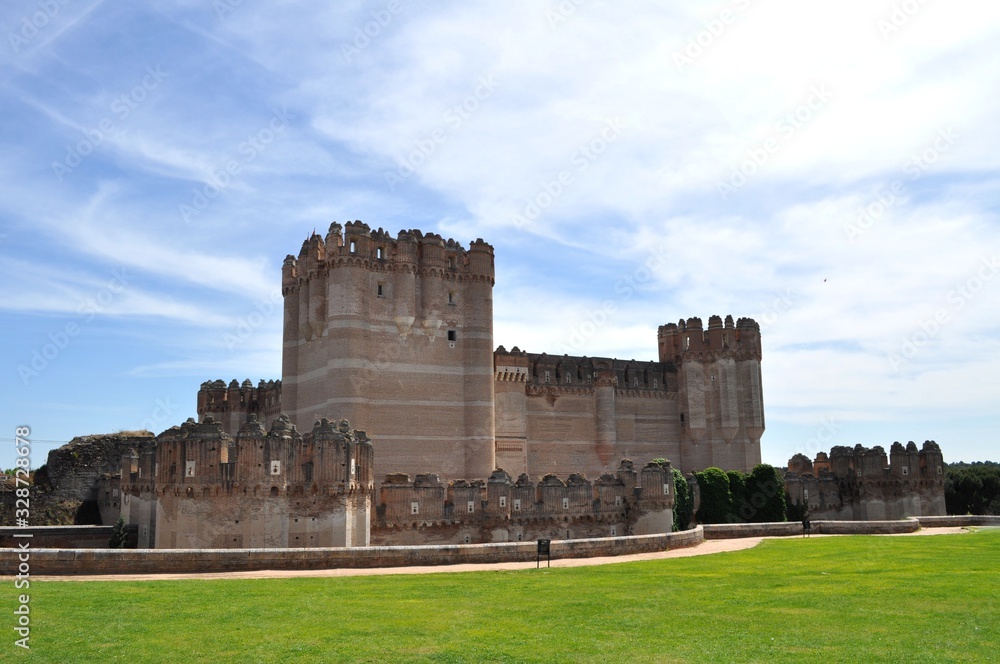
[9, 530, 999, 663]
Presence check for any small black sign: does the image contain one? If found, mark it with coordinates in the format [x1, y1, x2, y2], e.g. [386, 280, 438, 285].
[536, 539, 551, 568]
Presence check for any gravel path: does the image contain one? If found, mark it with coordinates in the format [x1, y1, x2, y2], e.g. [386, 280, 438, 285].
[32, 526, 971, 583]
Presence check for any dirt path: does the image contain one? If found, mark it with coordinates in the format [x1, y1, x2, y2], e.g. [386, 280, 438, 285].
[31, 527, 971, 583]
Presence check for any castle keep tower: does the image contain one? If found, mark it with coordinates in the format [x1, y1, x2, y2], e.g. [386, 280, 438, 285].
[280, 222, 496, 481]
[658, 315, 764, 472]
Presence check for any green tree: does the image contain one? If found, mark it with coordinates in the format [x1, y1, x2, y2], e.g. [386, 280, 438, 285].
[672, 468, 693, 531]
[108, 517, 128, 549]
[694, 467, 733, 524]
[727, 470, 748, 523]
[744, 464, 787, 522]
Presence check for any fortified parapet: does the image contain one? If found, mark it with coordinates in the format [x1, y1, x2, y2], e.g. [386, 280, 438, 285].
[658, 315, 763, 472]
[371, 458, 675, 545]
[280, 222, 496, 482]
[122, 414, 373, 549]
[197, 379, 282, 436]
[784, 441, 946, 521]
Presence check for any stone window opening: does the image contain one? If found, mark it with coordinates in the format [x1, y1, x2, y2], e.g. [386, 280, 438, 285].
[448, 329, 457, 342]
[680, 413, 685, 424]
[377, 246, 385, 260]
[349, 240, 357, 254]
[377, 283, 384, 297]
[448, 291, 456, 305]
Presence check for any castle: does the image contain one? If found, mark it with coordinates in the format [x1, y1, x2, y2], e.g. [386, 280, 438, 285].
[198, 221, 765, 483]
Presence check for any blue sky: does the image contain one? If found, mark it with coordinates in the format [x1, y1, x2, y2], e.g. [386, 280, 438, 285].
[1, 1, 998, 473]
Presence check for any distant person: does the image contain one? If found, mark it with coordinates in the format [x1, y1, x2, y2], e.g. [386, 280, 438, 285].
[802, 515, 812, 537]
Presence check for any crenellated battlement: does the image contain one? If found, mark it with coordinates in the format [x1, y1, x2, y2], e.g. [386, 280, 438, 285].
[658, 314, 762, 362]
[784, 441, 945, 521]
[197, 378, 282, 437]
[281, 221, 495, 291]
[373, 459, 675, 544]
[120, 414, 375, 549]
[494, 347, 673, 393]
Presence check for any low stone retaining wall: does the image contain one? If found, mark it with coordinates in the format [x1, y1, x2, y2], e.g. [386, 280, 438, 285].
[0, 526, 705, 576]
[813, 518, 920, 535]
[704, 519, 923, 538]
[916, 515, 1000, 528]
[703, 522, 802, 539]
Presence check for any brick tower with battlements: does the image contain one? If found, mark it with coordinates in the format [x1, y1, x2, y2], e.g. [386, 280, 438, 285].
[279, 221, 496, 481]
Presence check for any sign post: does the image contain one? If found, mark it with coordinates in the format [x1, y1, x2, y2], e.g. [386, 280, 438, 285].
[537, 539, 551, 569]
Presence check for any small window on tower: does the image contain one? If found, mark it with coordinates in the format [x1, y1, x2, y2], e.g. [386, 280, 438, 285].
[377, 246, 385, 260]
[448, 291, 455, 305]
[447, 330, 457, 342]
[377, 283, 384, 297]
[350, 240, 357, 254]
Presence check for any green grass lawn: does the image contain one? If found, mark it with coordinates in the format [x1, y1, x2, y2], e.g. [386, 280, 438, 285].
[9, 530, 999, 663]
